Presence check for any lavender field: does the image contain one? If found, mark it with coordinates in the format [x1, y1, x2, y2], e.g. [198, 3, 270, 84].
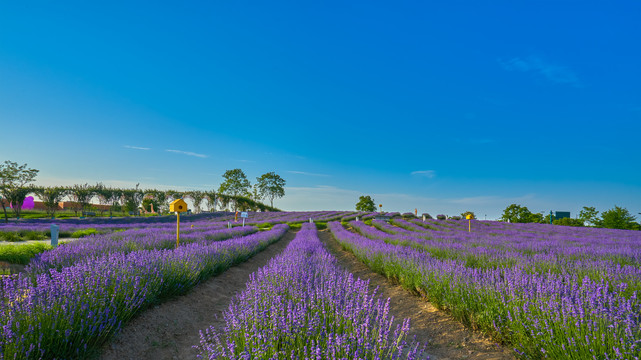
[1, 212, 640, 359]
[330, 218, 641, 359]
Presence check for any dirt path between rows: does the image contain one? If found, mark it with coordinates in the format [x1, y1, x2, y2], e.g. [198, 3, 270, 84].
[99, 230, 297, 360]
[318, 229, 515, 360]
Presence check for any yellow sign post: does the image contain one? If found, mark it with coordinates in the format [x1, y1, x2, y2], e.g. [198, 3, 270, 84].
[466, 214, 473, 232]
[170, 199, 188, 247]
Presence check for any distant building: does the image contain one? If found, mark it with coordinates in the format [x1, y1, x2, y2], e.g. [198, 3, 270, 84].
[555, 211, 571, 219]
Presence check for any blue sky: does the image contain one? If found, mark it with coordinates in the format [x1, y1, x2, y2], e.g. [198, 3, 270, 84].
[1, 1, 639, 219]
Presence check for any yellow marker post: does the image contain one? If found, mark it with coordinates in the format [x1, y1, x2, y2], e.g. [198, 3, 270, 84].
[170, 199, 188, 247]
[466, 214, 473, 232]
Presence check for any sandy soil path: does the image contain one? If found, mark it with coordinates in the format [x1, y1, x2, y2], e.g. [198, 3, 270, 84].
[99, 230, 297, 360]
[317, 229, 514, 360]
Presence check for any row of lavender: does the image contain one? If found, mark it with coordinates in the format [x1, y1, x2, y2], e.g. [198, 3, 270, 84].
[361, 219, 641, 284]
[0, 211, 359, 236]
[331, 220, 641, 358]
[0, 221, 288, 359]
[196, 223, 425, 359]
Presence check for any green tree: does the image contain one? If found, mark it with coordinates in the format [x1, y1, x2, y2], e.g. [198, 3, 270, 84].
[218, 169, 251, 211]
[578, 206, 600, 226]
[355, 195, 376, 212]
[529, 212, 544, 223]
[600, 205, 637, 230]
[500, 204, 534, 223]
[121, 184, 144, 215]
[553, 217, 585, 227]
[142, 197, 160, 213]
[33, 186, 67, 218]
[68, 183, 95, 216]
[0, 161, 39, 221]
[255, 172, 286, 208]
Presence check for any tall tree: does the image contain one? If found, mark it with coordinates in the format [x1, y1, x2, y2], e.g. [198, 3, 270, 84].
[68, 183, 95, 216]
[0, 161, 39, 221]
[33, 186, 67, 218]
[600, 206, 637, 230]
[500, 204, 534, 223]
[355, 195, 376, 212]
[218, 169, 251, 211]
[579, 206, 600, 226]
[255, 172, 286, 209]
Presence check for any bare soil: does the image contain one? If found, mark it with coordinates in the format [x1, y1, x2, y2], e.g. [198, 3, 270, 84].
[99, 228, 514, 360]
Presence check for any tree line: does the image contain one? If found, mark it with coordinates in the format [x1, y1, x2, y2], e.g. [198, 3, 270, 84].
[499, 203, 640, 230]
[0, 161, 285, 222]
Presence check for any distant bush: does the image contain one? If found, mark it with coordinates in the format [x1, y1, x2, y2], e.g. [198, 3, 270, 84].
[553, 218, 585, 227]
[0, 232, 23, 242]
[436, 214, 446, 220]
[421, 213, 433, 219]
[71, 228, 99, 238]
[450, 216, 462, 220]
[401, 212, 416, 219]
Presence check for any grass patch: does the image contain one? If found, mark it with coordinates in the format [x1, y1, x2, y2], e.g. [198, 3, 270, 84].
[256, 222, 274, 231]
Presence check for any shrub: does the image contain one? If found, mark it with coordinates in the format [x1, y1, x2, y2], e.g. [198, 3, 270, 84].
[0, 242, 52, 264]
[436, 214, 446, 220]
[71, 228, 99, 238]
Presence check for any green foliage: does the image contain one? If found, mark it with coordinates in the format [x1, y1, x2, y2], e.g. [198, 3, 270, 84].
[0, 242, 52, 264]
[68, 183, 95, 214]
[0, 232, 22, 242]
[553, 217, 585, 227]
[255, 172, 286, 209]
[142, 198, 160, 213]
[529, 212, 544, 223]
[315, 222, 327, 230]
[500, 204, 534, 223]
[287, 222, 303, 230]
[33, 186, 67, 218]
[579, 206, 600, 226]
[256, 222, 273, 230]
[355, 195, 376, 212]
[600, 205, 637, 230]
[0, 161, 40, 221]
[71, 228, 99, 238]
[219, 169, 251, 211]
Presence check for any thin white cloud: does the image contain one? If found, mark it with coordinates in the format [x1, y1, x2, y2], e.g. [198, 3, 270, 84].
[287, 170, 331, 177]
[498, 56, 581, 87]
[165, 149, 208, 158]
[411, 170, 436, 178]
[124, 145, 150, 150]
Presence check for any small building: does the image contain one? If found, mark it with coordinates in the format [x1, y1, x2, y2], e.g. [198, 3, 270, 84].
[374, 215, 390, 221]
[555, 211, 571, 220]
